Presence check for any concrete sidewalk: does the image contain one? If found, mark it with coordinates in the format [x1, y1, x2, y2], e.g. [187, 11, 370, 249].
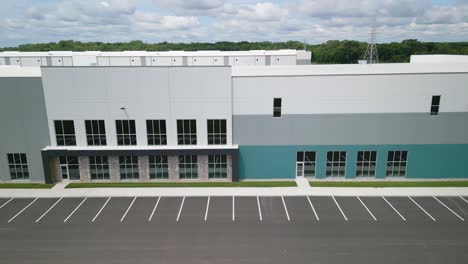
[1, 182, 468, 198]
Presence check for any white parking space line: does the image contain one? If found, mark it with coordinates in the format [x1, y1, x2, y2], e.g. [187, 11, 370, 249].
[409, 197, 436, 222]
[0, 198, 14, 209]
[204, 196, 211, 221]
[232, 196, 235, 221]
[306, 196, 320, 221]
[257, 196, 263, 221]
[64, 197, 87, 223]
[460, 196, 468, 204]
[92, 197, 111, 223]
[148, 197, 160, 222]
[433, 196, 464, 221]
[120, 197, 137, 222]
[357, 197, 377, 221]
[8, 198, 38, 223]
[281, 196, 290, 221]
[176, 197, 185, 222]
[332, 196, 348, 221]
[382, 197, 406, 221]
[36, 198, 62, 223]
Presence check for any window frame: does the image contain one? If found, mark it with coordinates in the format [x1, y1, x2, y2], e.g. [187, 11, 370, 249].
[54, 120, 76, 146]
[177, 120, 197, 145]
[85, 120, 107, 146]
[273, 98, 282, 117]
[146, 120, 167, 146]
[208, 154, 228, 179]
[179, 155, 198, 179]
[356, 151, 377, 177]
[7, 153, 29, 180]
[89, 156, 110, 181]
[149, 155, 169, 180]
[116, 120, 137, 146]
[386, 151, 408, 177]
[326, 151, 347, 177]
[119, 156, 139, 180]
[207, 119, 227, 145]
[430, 95, 441, 115]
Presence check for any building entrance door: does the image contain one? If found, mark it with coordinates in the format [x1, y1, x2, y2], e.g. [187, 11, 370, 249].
[59, 156, 80, 180]
[296, 162, 304, 177]
[60, 164, 69, 180]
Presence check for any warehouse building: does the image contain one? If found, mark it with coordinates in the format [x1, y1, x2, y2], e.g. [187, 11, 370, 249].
[0, 51, 467, 183]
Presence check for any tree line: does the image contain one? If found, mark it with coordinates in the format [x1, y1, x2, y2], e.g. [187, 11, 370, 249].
[1, 39, 467, 64]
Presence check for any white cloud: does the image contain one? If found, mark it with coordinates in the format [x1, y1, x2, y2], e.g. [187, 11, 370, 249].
[0, 0, 467, 46]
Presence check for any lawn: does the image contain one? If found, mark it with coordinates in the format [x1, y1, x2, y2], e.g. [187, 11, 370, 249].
[66, 181, 297, 188]
[0, 183, 54, 189]
[309, 181, 468, 187]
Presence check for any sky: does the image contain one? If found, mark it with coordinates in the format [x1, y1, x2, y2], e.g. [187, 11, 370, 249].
[0, 0, 467, 47]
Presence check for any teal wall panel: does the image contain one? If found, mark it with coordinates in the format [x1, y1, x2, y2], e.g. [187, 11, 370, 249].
[238, 144, 468, 180]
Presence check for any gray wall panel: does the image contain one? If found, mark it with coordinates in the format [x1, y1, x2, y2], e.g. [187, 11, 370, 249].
[233, 113, 468, 145]
[0, 77, 50, 182]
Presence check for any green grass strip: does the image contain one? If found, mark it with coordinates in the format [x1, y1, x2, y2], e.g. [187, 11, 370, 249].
[0, 183, 54, 189]
[66, 181, 297, 188]
[309, 181, 468, 188]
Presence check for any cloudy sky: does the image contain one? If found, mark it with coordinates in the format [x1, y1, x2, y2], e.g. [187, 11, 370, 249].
[0, 0, 467, 47]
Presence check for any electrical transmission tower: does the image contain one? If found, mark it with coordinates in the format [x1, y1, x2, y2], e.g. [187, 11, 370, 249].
[363, 27, 379, 64]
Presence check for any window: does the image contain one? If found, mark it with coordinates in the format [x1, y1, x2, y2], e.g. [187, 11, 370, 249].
[179, 155, 198, 179]
[207, 120, 227, 145]
[386, 151, 408, 177]
[54, 120, 76, 146]
[326, 151, 346, 177]
[296, 151, 316, 177]
[116, 120, 137, 145]
[149, 155, 168, 179]
[177, 120, 197, 145]
[273, 98, 282, 117]
[431, 95, 441, 115]
[356, 151, 377, 177]
[208, 155, 227, 179]
[119, 156, 139, 180]
[7, 153, 29, 180]
[59, 156, 79, 180]
[146, 120, 167, 145]
[85, 120, 106, 146]
[89, 156, 109, 180]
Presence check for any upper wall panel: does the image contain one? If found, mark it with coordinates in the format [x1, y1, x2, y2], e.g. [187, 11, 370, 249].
[233, 73, 468, 115]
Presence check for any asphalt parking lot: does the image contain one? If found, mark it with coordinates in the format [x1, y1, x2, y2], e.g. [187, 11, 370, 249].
[1, 195, 468, 264]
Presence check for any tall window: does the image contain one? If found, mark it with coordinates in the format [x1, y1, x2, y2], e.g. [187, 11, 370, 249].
[208, 155, 227, 179]
[273, 98, 282, 117]
[146, 120, 167, 145]
[85, 120, 106, 146]
[430, 95, 441, 115]
[177, 120, 197, 145]
[326, 151, 346, 177]
[59, 156, 79, 180]
[386, 151, 408, 177]
[296, 151, 316, 177]
[119, 156, 139, 180]
[54, 120, 76, 146]
[207, 120, 227, 145]
[356, 151, 377, 177]
[179, 155, 198, 179]
[149, 155, 168, 179]
[7, 153, 29, 180]
[89, 156, 109, 180]
[116, 120, 137, 145]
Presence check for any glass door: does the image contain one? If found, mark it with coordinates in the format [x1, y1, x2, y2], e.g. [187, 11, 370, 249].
[296, 162, 304, 177]
[60, 164, 69, 180]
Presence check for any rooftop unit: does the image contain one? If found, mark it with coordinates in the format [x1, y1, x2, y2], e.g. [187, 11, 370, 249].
[0, 50, 312, 67]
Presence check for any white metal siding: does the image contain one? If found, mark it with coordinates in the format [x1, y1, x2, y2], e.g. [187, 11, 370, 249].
[233, 73, 468, 115]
